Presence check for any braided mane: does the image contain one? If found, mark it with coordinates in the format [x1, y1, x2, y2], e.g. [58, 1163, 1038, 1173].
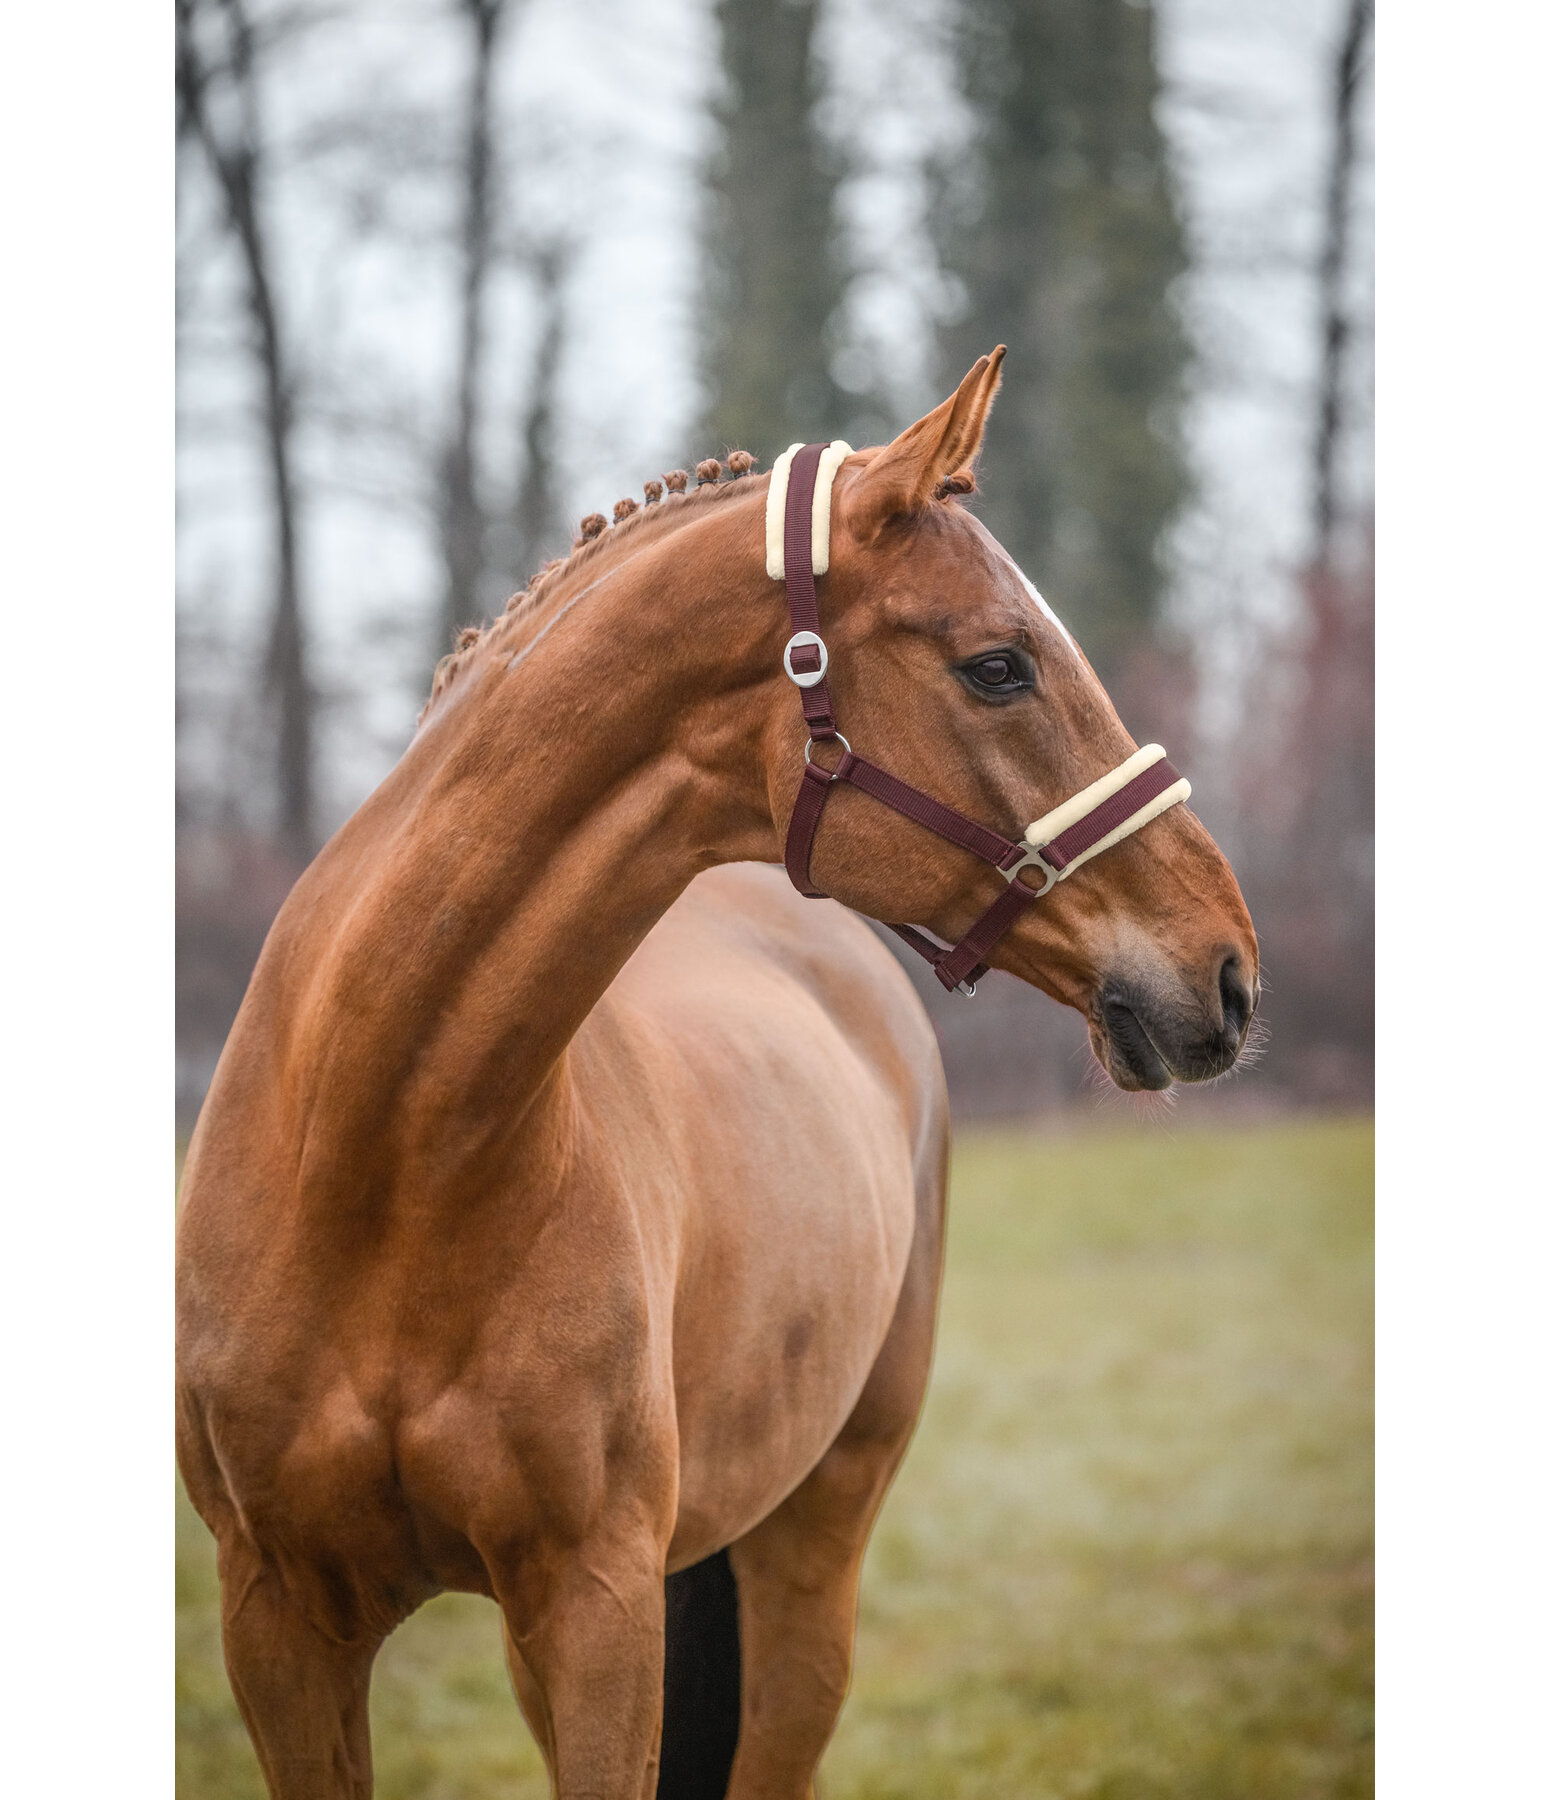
[416, 442, 973, 727]
[418, 461, 772, 726]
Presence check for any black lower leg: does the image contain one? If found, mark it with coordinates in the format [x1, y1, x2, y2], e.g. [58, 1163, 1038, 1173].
[656, 1549, 741, 1800]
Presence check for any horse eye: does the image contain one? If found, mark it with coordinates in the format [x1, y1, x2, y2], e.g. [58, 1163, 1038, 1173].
[962, 652, 1030, 698]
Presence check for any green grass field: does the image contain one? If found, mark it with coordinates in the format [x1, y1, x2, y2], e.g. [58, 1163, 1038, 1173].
[177, 1115, 1373, 1798]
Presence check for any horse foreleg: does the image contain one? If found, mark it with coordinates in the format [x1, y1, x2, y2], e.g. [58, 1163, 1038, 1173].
[501, 1620, 556, 1770]
[494, 1531, 668, 1799]
[721, 1429, 901, 1800]
[217, 1538, 384, 1800]
[725, 1158, 945, 1800]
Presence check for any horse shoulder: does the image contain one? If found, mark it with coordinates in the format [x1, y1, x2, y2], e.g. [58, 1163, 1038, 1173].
[579, 864, 948, 1557]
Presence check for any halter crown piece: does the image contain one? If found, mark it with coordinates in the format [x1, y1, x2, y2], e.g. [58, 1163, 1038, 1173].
[768, 441, 1192, 997]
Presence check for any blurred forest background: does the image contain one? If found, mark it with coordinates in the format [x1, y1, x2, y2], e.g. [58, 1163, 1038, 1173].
[176, 0, 1373, 1127]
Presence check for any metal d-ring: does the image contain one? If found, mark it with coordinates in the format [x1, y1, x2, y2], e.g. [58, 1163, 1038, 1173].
[804, 732, 852, 765]
[956, 978, 978, 998]
[783, 629, 829, 688]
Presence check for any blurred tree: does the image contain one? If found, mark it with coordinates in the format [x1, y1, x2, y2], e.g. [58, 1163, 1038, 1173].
[1227, 0, 1373, 1102]
[702, 0, 848, 460]
[1313, 0, 1373, 565]
[933, 0, 1190, 676]
[508, 241, 570, 584]
[177, 0, 316, 861]
[438, 0, 516, 654]
[1238, 550, 1374, 1103]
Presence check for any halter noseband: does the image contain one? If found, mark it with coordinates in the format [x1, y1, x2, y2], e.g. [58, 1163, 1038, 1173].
[769, 440, 1191, 997]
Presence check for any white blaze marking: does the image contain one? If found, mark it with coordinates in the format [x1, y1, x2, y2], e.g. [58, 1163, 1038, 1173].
[1014, 565, 1077, 653]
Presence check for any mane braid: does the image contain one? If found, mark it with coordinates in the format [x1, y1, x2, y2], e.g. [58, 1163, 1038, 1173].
[417, 442, 979, 725]
[418, 471, 773, 726]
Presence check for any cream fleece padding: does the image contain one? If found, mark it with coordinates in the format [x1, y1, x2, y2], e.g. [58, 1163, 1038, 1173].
[765, 443, 806, 579]
[1051, 780, 1191, 879]
[810, 440, 852, 575]
[765, 441, 854, 580]
[1024, 743, 1190, 880]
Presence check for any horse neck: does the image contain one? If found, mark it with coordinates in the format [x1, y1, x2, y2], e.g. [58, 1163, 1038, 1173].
[245, 495, 785, 1200]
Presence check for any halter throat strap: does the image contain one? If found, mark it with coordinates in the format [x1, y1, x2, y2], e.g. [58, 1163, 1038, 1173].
[772, 442, 1190, 996]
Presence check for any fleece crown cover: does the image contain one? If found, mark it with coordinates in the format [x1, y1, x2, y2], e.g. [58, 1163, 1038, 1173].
[766, 441, 853, 582]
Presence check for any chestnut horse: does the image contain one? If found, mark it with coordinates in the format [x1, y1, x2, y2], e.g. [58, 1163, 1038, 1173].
[177, 350, 1258, 1799]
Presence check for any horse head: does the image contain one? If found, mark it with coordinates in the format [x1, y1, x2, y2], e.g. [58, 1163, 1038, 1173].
[770, 348, 1259, 1092]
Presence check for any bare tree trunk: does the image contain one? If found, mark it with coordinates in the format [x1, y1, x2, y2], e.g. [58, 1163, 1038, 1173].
[177, 0, 314, 862]
[1312, 0, 1373, 567]
[703, 0, 848, 457]
[509, 244, 568, 583]
[931, 0, 1191, 676]
[438, 0, 510, 653]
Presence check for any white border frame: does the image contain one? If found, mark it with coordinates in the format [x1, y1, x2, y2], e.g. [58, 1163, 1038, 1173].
[1381, 4, 1550, 1791]
[0, 4, 171, 1789]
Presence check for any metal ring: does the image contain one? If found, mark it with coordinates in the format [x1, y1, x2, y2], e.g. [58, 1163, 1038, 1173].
[783, 629, 829, 689]
[803, 732, 852, 765]
[956, 979, 978, 998]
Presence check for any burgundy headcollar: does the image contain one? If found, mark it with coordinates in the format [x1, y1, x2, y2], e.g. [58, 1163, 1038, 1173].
[773, 441, 1191, 996]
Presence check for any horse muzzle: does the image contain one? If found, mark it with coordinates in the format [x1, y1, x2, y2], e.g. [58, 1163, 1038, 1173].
[1091, 952, 1257, 1092]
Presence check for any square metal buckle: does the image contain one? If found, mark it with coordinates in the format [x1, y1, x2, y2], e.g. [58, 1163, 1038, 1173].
[782, 630, 829, 688]
[1000, 843, 1060, 895]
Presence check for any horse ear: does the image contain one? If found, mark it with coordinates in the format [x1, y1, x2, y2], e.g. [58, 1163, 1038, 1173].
[845, 346, 1006, 540]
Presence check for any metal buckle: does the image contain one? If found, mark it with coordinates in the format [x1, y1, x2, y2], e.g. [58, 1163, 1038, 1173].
[803, 732, 852, 765]
[783, 629, 829, 688]
[1000, 843, 1060, 895]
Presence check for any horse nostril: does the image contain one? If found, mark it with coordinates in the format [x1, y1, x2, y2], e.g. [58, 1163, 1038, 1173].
[1218, 953, 1253, 1044]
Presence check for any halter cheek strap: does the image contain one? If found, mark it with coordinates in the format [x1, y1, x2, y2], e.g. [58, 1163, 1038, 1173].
[771, 442, 1191, 996]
